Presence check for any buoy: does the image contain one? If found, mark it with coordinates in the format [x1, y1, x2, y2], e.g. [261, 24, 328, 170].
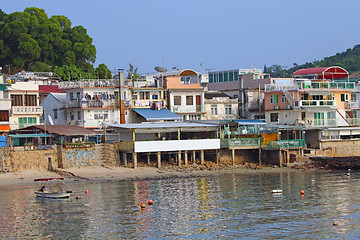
[333, 222, 338, 226]
[271, 189, 282, 193]
[141, 204, 146, 209]
[85, 190, 89, 194]
[76, 196, 80, 199]
[300, 190, 305, 195]
[148, 200, 154, 205]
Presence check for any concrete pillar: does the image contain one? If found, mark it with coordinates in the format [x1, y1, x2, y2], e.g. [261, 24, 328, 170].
[168, 153, 171, 162]
[279, 150, 282, 167]
[178, 151, 182, 166]
[147, 153, 150, 165]
[184, 151, 188, 166]
[192, 151, 196, 164]
[231, 149, 235, 166]
[123, 152, 127, 167]
[201, 150, 204, 165]
[133, 152, 137, 169]
[216, 150, 220, 164]
[286, 150, 290, 164]
[157, 152, 161, 168]
[258, 148, 262, 167]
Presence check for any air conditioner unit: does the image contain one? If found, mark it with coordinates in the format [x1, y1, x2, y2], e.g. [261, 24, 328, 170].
[273, 105, 279, 110]
[285, 105, 291, 110]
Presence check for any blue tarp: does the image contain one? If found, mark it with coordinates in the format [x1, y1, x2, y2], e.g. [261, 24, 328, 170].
[133, 108, 182, 121]
[0, 136, 6, 147]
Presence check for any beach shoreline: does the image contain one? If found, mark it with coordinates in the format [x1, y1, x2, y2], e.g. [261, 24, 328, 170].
[0, 164, 317, 189]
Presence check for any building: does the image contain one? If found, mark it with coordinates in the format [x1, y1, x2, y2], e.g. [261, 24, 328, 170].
[264, 66, 356, 127]
[165, 70, 206, 121]
[40, 93, 67, 125]
[203, 92, 238, 120]
[0, 73, 11, 134]
[4, 81, 43, 130]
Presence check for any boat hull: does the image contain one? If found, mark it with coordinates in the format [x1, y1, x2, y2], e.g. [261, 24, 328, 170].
[35, 192, 70, 199]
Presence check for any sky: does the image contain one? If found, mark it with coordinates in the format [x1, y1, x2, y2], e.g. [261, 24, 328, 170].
[2, 0, 360, 75]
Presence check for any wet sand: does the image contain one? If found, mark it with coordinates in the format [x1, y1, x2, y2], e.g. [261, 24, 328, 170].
[0, 165, 307, 189]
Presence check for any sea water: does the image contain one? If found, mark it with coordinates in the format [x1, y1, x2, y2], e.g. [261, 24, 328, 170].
[0, 171, 359, 239]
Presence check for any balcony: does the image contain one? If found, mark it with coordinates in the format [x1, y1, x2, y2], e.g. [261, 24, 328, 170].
[172, 105, 205, 113]
[119, 139, 220, 153]
[263, 139, 306, 149]
[66, 100, 116, 109]
[12, 106, 43, 115]
[298, 82, 355, 90]
[298, 119, 337, 127]
[220, 138, 260, 148]
[294, 100, 336, 108]
[125, 100, 166, 108]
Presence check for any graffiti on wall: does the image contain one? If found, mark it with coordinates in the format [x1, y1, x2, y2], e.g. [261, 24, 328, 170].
[64, 149, 97, 167]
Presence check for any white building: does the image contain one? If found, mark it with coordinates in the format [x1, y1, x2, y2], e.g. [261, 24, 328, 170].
[40, 93, 67, 125]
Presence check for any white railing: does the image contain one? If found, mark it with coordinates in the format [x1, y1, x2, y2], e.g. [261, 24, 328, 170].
[300, 119, 337, 127]
[295, 100, 336, 107]
[172, 105, 204, 113]
[12, 106, 43, 115]
[265, 83, 298, 92]
[66, 100, 116, 109]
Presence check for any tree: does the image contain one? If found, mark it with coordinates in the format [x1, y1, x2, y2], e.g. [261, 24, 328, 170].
[95, 64, 112, 79]
[127, 63, 140, 81]
[0, 7, 96, 76]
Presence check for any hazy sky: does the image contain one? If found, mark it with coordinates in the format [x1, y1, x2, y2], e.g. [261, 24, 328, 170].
[2, 0, 360, 74]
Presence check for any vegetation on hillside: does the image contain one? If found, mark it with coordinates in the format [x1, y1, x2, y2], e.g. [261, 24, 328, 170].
[265, 44, 360, 77]
[0, 8, 110, 80]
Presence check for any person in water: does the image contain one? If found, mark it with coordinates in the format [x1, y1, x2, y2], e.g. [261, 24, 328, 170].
[39, 185, 46, 192]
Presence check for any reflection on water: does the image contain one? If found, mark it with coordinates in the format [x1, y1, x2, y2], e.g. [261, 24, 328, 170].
[0, 171, 360, 239]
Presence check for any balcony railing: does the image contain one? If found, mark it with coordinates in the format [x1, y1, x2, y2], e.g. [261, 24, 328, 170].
[295, 100, 336, 107]
[12, 106, 43, 115]
[298, 82, 355, 90]
[345, 118, 360, 126]
[265, 84, 298, 92]
[263, 139, 306, 149]
[220, 138, 260, 148]
[125, 100, 166, 108]
[172, 105, 205, 113]
[66, 100, 116, 109]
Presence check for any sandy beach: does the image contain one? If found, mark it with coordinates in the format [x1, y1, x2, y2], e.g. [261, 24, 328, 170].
[0, 165, 307, 189]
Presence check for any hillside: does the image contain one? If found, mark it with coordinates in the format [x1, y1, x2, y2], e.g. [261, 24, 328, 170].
[287, 44, 360, 75]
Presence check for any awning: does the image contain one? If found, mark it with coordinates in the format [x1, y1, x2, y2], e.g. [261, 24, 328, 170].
[7, 134, 53, 138]
[292, 66, 349, 79]
[133, 109, 182, 121]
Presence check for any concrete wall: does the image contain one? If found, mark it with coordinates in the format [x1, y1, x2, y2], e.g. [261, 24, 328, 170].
[316, 139, 360, 157]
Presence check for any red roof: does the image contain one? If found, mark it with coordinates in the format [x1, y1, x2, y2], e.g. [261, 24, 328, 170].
[292, 66, 348, 79]
[39, 85, 59, 93]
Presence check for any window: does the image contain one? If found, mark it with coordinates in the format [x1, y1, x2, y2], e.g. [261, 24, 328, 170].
[94, 111, 109, 120]
[19, 117, 36, 128]
[140, 92, 145, 100]
[11, 95, 23, 106]
[224, 72, 229, 82]
[301, 94, 309, 100]
[70, 93, 74, 100]
[70, 111, 74, 120]
[211, 105, 218, 115]
[229, 72, 234, 81]
[281, 94, 286, 103]
[53, 109, 58, 120]
[270, 113, 278, 122]
[301, 112, 306, 120]
[314, 112, 325, 126]
[219, 73, 223, 82]
[152, 95, 159, 100]
[0, 110, 9, 122]
[77, 111, 81, 120]
[209, 74, 214, 83]
[225, 105, 232, 115]
[341, 93, 348, 102]
[312, 95, 323, 100]
[174, 96, 181, 105]
[270, 95, 278, 104]
[145, 92, 150, 100]
[77, 92, 81, 100]
[25, 95, 37, 106]
[186, 96, 193, 105]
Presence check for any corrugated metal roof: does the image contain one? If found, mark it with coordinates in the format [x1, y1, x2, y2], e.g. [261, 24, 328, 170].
[8, 134, 53, 138]
[133, 108, 182, 121]
[19, 125, 97, 136]
[108, 122, 219, 129]
[233, 119, 266, 125]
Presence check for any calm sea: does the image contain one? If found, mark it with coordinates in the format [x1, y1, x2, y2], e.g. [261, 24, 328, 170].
[0, 171, 359, 239]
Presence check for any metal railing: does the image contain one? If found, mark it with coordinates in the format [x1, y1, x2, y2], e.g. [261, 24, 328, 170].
[221, 138, 260, 148]
[295, 100, 336, 107]
[263, 139, 306, 149]
[66, 100, 116, 109]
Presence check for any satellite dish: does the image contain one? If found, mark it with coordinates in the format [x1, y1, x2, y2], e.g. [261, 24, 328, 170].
[154, 66, 167, 73]
[48, 115, 54, 125]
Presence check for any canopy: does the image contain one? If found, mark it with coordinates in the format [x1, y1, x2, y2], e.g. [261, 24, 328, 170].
[133, 108, 182, 121]
[292, 66, 349, 79]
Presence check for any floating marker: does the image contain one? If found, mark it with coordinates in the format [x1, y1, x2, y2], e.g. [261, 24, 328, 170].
[76, 196, 80, 199]
[141, 204, 146, 209]
[148, 200, 154, 205]
[300, 190, 305, 195]
[85, 190, 89, 194]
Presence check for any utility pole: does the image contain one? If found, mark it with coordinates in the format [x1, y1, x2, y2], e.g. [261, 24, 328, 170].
[118, 69, 124, 124]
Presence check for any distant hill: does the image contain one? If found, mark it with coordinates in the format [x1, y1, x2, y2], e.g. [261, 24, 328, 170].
[287, 44, 360, 75]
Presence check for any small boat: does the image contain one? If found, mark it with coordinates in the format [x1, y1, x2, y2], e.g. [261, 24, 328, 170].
[271, 189, 283, 193]
[34, 177, 71, 199]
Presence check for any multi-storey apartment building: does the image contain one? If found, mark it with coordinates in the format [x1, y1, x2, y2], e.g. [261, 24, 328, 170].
[0, 73, 11, 133]
[264, 66, 356, 127]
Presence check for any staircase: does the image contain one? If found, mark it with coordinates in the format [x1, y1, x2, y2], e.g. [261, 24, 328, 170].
[283, 89, 295, 108]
